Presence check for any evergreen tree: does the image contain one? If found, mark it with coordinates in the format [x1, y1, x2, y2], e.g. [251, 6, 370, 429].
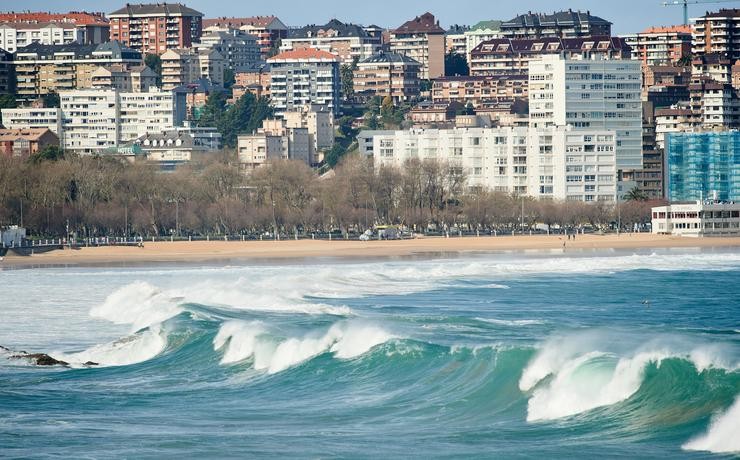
[444, 51, 469, 76]
[145, 54, 163, 86]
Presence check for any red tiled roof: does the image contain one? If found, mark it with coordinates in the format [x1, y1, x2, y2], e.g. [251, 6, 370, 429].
[0, 12, 108, 26]
[203, 16, 279, 29]
[268, 48, 339, 61]
[640, 25, 691, 34]
[393, 12, 445, 34]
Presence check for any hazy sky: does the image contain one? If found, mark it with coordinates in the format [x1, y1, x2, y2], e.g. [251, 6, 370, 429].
[8, 0, 739, 34]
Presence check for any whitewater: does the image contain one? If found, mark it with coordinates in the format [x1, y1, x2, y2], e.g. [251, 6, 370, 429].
[1, 249, 739, 458]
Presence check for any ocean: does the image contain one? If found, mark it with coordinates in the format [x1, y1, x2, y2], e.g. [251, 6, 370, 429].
[1, 249, 739, 458]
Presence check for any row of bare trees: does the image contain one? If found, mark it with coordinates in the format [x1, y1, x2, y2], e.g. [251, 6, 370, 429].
[0, 153, 662, 238]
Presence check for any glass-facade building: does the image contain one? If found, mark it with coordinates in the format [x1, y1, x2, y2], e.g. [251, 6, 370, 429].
[666, 131, 740, 201]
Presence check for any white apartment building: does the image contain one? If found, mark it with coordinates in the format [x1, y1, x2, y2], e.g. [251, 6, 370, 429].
[59, 88, 186, 155]
[266, 49, 341, 116]
[0, 108, 62, 138]
[528, 55, 643, 172]
[0, 22, 83, 53]
[161, 48, 225, 91]
[365, 125, 618, 202]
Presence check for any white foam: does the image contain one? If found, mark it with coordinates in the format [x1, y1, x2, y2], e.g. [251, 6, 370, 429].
[52, 325, 166, 367]
[213, 320, 395, 374]
[476, 318, 544, 327]
[520, 333, 738, 422]
[90, 281, 182, 332]
[683, 396, 740, 453]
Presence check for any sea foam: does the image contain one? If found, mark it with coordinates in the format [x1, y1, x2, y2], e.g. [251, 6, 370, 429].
[214, 320, 395, 374]
[683, 396, 740, 453]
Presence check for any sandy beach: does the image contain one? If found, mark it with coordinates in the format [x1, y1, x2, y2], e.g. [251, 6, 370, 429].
[3, 233, 740, 268]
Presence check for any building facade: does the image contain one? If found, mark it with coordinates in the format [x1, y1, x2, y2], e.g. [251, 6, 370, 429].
[0, 22, 83, 53]
[90, 64, 157, 92]
[622, 25, 692, 67]
[194, 29, 261, 71]
[280, 19, 381, 64]
[266, 49, 341, 116]
[469, 36, 630, 77]
[108, 3, 203, 55]
[445, 25, 469, 55]
[390, 12, 446, 80]
[0, 128, 58, 157]
[161, 48, 224, 90]
[203, 16, 287, 60]
[666, 131, 740, 202]
[0, 108, 62, 136]
[353, 52, 421, 103]
[464, 20, 503, 62]
[282, 104, 334, 165]
[431, 75, 528, 107]
[0, 48, 11, 95]
[13, 41, 142, 99]
[652, 202, 740, 237]
[237, 118, 311, 172]
[528, 55, 643, 172]
[233, 66, 271, 100]
[500, 10, 611, 39]
[59, 88, 186, 155]
[364, 125, 618, 201]
[692, 9, 740, 61]
[0, 11, 109, 44]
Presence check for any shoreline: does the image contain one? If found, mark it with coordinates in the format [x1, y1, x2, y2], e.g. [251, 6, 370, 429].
[3, 233, 740, 269]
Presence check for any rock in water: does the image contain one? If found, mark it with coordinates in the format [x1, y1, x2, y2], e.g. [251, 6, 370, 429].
[10, 353, 68, 366]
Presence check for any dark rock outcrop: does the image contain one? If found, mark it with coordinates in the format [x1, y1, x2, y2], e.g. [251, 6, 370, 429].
[11, 353, 68, 366]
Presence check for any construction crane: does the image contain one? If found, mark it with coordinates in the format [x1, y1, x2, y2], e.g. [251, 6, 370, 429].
[662, 0, 740, 25]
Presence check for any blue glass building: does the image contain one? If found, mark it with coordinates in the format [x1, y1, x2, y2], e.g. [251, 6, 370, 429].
[666, 131, 740, 201]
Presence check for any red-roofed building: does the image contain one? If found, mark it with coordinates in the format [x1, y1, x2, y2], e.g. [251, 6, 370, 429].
[622, 25, 691, 66]
[108, 3, 203, 56]
[0, 128, 59, 158]
[267, 48, 341, 115]
[203, 16, 287, 59]
[390, 12, 446, 80]
[693, 9, 740, 61]
[0, 11, 109, 44]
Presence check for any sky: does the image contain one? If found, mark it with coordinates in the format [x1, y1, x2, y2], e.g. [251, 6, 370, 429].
[8, 0, 740, 34]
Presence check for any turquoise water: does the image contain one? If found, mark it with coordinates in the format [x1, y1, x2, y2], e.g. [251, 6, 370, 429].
[1, 249, 739, 458]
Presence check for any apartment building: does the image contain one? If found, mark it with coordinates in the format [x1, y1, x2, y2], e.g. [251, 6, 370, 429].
[108, 2, 203, 55]
[0, 22, 83, 53]
[266, 49, 341, 116]
[691, 53, 733, 84]
[0, 128, 59, 158]
[13, 41, 142, 99]
[353, 52, 421, 103]
[692, 9, 740, 61]
[161, 48, 224, 90]
[445, 25, 469, 55]
[194, 29, 261, 71]
[500, 10, 612, 39]
[469, 36, 630, 77]
[132, 128, 219, 169]
[652, 202, 740, 237]
[90, 64, 157, 92]
[630, 102, 664, 200]
[689, 77, 740, 128]
[203, 16, 287, 59]
[281, 19, 381, 64]
[0, 49, 11, 95]
[464, 20, 503, 62]
[666, 131, 740, 202]
[529, 55, 643, 172]
[655, 107, 695, 150]
[390, 12, 446, 80]
[622, 25, 691, 67]
[365, 125, 618, 201]
[0, 108, 62, 136]
[237, 118, 311, 172]
[283, 104, 334, 165]
[233, 66, 271, 100]
[0, 11, 109, 44]
[431, 75, 528, 107]
[59, 88, 186, 155]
